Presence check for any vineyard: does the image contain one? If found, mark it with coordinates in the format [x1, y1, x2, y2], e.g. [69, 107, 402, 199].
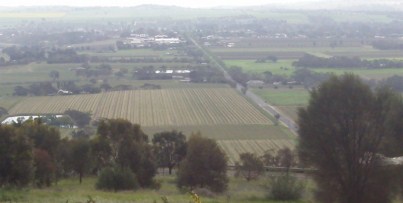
[218, 139, 295, 165]
[9, 88, 272, 127]
[8, 88, 297, 164]
[144, 124, 295, 165]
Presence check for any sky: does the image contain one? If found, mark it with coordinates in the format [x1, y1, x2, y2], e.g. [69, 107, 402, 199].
[0, 0, 307, 8]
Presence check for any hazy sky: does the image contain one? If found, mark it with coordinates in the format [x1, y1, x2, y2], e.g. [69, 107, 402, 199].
[0, 0, 305, 8]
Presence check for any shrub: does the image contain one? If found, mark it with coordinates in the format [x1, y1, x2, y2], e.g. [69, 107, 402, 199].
[267, 174, 304, 201]
[0, 188, 26, 202]
[95, 167, 138, 191]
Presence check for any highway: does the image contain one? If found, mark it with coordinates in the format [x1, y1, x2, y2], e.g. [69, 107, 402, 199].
[190, 36, 299, 135]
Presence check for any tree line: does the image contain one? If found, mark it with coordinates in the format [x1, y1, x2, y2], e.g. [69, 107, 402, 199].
[0, 118, 230, 193]
[293, 54, 403, 69]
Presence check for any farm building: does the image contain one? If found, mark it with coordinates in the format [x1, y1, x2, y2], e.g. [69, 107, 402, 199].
[247, 80, 264, 87]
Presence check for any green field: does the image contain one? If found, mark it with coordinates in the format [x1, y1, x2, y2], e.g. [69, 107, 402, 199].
[78, 48, 183, 59]
[0, 96, 23, 110]
[211, 45, 403, 60]
[0, 63, 78, 83]
[224, 59, 403, 80]
[0, 175, 314, 203]
[252, 87, 309, 106]
[225, 60, 295, 75]
[252, 87, 310, 122]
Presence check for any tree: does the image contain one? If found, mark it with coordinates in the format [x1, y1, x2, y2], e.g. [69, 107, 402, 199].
[0, 125, 33, 187]
[65, 110, 91, 128]
[276, 147, 297, 172]
[152, 130, 187, 175]
[0, 107, 7, 118]
[298, 74, 402, 203]
[235, 152, 265, 181]
[95, 119, 156, 187]
[13, 85, 29, 96]
[90, 136, 112, 172]
[70, 139, 92, 184]
[21, 119, 61, 158]
[49, 70, 59, 82]
[33, 148, 55, 187]
[177, 132, 228, 193]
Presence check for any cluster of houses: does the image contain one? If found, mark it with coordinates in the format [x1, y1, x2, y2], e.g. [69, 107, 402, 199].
[123, 34, 184, 47]
[154, 69, 191, 82]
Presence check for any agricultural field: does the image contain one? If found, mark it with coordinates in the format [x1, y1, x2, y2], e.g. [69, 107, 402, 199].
[225, 60, 295, 75]
[6, 88, 295, 164]
[252, 87, 310, 122]
[0, 63, 78, 84]
[78, 48, 181, 59]
[225, 59, 403, 80]
[144, 124, 295, 165]
[211, 41, 403, 60]
[9, 88, 272, 126]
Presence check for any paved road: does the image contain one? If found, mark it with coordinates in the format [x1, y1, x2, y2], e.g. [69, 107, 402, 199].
[245, 90, 298, 135]
[189, 37, 299, 135]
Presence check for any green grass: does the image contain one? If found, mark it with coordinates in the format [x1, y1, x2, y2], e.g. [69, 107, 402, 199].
[328, 12, 393, 23]
[313, 67, 403, 80]
[211, 45, 403, 60]
[252, 87, 309, 106]
[107, 79, 229, 89]
[276, 106, 303, 122]
[2, 175, 311, 203]
[79, 48, 180, 58]
[225, 60, 295, 75]
[213, 47, 373, 53]
[0, 96, 23, 110]
[0, 63, 77, 83]
[252, 87, 309, 122]
[224, 59, 403, 80]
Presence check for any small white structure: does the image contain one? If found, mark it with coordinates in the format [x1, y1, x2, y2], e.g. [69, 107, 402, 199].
[2, 115, 63, 125]
[247, 80, 264, 87]
[57, 89, 73, 95]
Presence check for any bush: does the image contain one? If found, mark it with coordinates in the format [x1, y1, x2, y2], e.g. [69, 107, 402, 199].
[267, 174, 304, 201]
[96, 167, 139, 191]
[0, 188, 26, 202]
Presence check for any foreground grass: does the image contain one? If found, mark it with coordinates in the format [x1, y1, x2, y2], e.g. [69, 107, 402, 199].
[1, 175, 311, 203]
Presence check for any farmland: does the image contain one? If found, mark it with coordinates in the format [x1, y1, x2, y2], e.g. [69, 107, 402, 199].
[225, 58, 403, 80]
[225, 60, 295, 75]
[6, 88, 296, 164]
[9, 88, 272, 126]
[252, 87, 310, 121]
[211, 39, 403, 60]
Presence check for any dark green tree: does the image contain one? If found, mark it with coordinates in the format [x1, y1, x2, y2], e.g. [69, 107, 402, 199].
[21, 119, 61, 158]
[298, 74, 402, 203]
[65, 110, 91, 128]
[95, 119, 156, 188]
[70, 139, 92, 184]
[235, 152, 265, 181]
[152, 130, 187, 175]
[49, 70, 59, 82]
[33, 148, 55, 187]
[177, 132, 228, 193]
[0, 107, 7, 117]
[90, 136, 112, 172]
[0, 125, 33, 187]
